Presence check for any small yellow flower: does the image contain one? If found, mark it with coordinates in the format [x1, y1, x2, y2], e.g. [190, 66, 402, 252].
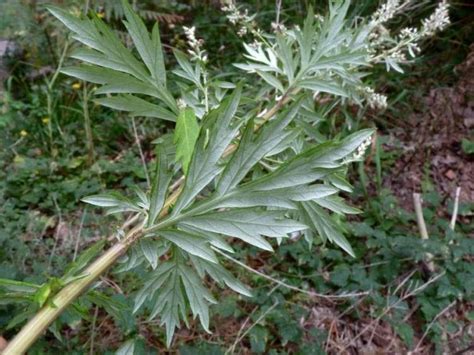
[14, 155, 25, 164]
[42, 117, 50, 124]
[97, 12, 105, 19]
[71, 8, 81, 17]
[72, 82, 81, 90]
[20, 130, 28, 137]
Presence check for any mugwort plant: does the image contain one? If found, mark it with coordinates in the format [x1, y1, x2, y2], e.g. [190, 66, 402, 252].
[1, 0, 450, 352]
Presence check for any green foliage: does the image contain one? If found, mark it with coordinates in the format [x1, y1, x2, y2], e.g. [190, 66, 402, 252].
[95, 114, 371, 344]
[192, 188, 472, 353]
[236, 2, 367, 98]
[42, 1, 383, 344]
[79, 85, 372, 342]
[0, 0, 467, 353]
[47, 0, 178, 121]
[461, 138, 474, 155]
[173, 107, 200, 173]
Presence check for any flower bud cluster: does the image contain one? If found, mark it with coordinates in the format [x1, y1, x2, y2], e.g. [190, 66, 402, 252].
[353, 136, 373, 160]
[271, 22, 287, 33]
[183, 26, 207, 63]
[177, 98, 187, 110]
[370, 0, 405, 27]
[398, 27, 421, 57]
[248, 39, 263, 50]
[364, 87, 388, 110]
[221, 2, 256, 38]
[421, 0, 450, 36]
[368, 25, 390, 49]
[314, 14, 325, 23]
[388, 50, 406, 62]
[368, 0, 450, 70]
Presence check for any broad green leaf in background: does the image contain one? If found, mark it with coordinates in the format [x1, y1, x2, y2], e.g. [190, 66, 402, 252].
[174, 108, 200, 174]
[462, 138, 474, 155]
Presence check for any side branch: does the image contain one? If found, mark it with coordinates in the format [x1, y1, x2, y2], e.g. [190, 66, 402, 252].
[3, 92, 296, 354]
[2, 232, 136, 354]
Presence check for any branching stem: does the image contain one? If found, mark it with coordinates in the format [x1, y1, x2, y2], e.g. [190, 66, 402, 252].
[3, 91, 296, 354]
[3, 232, 136, 354]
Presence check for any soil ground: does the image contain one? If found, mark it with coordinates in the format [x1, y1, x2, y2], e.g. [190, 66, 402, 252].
[385, 45, 474, 210]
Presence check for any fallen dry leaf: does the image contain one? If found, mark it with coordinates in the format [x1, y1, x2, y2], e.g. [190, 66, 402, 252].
[0, 336, 8, 351]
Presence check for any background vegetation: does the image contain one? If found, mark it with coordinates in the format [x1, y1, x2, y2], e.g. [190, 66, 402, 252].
[0, 0, 473, 353]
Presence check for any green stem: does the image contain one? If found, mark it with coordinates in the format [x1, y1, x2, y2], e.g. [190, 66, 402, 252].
[83, 85, 95, 165]
[46, 39, 69, 156]
[2, 225, 141, 355]
[203, 69, 209, 113]
[82, 0, 94, 165]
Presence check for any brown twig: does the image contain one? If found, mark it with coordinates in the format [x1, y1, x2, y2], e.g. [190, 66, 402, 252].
[338, 271, 445, 353]
[413, 300, 457, 353]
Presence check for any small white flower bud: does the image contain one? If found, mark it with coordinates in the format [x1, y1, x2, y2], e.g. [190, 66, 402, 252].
[177, 98, 187, 109]
[421, 0, 450, 36]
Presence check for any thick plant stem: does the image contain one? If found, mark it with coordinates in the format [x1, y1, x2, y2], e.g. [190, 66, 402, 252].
[3, 244, 126, 354]
[3, 224, 142, 355]
[4, 222, 144, 354]
[3, 92, 296, 354]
